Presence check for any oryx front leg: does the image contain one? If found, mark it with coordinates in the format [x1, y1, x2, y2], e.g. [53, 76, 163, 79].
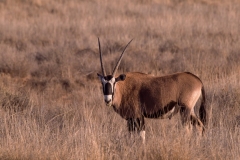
[127, 116, 145, 143]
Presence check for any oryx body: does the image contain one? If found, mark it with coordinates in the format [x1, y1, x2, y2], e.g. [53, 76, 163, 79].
[97, 39, 206, 142]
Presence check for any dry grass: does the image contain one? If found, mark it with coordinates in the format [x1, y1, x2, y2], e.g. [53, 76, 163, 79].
[0, 0, 240, 159]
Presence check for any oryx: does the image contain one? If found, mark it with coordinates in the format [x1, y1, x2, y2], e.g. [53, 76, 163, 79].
[97, 38, 207, 142]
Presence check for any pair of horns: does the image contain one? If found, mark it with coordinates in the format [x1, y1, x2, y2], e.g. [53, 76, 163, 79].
[98, 38, 133, 77]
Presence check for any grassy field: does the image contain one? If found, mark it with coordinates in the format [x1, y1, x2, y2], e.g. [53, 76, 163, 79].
[0, 0, 240, 159]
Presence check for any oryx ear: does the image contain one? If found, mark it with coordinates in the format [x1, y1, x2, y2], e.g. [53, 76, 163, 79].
[97, 73, 104, 80]
[115, 74, 126, 82]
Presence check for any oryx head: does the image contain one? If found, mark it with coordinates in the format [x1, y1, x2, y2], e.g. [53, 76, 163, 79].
[97, 38, 132, 106]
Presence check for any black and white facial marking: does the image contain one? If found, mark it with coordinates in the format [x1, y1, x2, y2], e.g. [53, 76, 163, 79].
[101, 75, 115, 105]
[97, 73, 126, 106]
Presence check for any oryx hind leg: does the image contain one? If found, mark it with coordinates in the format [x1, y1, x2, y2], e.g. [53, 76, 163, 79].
[180, 107, 192, 134]
[190, 112, 205, 135]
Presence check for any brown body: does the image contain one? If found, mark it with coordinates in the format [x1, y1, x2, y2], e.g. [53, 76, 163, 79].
[113, 72, 206, 127]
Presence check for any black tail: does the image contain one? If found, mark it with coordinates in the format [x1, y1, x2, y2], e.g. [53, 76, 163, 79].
[199, 86, 207, 126]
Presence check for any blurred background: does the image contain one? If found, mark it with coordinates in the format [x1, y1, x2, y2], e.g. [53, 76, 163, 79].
[0, 0, 240, 159]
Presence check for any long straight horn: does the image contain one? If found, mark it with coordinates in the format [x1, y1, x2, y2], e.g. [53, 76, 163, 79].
[98, 38, 106, 76]
[112, 39, 133, 76]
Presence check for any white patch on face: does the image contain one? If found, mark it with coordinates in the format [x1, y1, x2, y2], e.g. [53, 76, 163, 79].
[101, 77, 116, 93]
[108, 78, 116, 92]
[101, 78, 115, 92]
[104, 95, 112, 102]
[100, 77, 116, 106]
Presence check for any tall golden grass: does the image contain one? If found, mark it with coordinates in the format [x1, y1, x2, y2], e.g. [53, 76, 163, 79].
[0, 0, 240, 159]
